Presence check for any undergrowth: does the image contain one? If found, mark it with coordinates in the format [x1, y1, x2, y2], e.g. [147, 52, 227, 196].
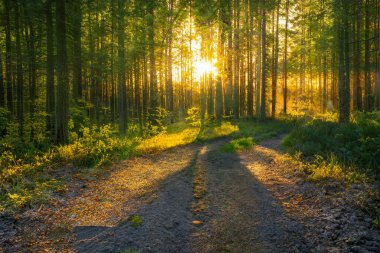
[284, 112, 380, 181]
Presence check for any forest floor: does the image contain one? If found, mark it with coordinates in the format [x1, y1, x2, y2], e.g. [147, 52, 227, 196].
[1, 134, 380, 252]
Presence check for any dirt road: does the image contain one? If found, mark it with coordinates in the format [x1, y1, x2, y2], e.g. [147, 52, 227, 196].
[2, 136, 380, 252]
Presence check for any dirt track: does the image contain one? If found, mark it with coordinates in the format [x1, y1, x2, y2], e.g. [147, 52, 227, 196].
[2, 136, 380, 252]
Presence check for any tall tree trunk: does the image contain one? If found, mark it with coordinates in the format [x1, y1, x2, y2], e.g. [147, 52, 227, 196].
[25, 6, 37, 142]
[364, 0, 372, 112]
[72, 0, 82, 101]
[46, 0, 55, 137]
[216, 3, 225, 121]
[110, 0, 116, 123]
[117, 0, 127, 134]
[247, 0, 254, 117]
[166, 0, 174, 115]
[55, 0, 69, 143]
[375, 0, 380, 110]
[4, 0, 13, 115]
[271, 2, 280, 118]
[336, 0, 350, 123]
[233, 0, 240, 118]
[15, 0, 24, 139]
[147, 0, 158, 112]
[259, 9, 267, 120]
[255, 12, 262, 117]
[353, 0, 362, 111]
[0, 51, 4, 108]
[283, 0, 289, 114]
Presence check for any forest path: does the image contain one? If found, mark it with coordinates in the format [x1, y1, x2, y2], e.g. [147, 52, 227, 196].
[72, 136, 306, 253]
[3, 135, 380, 252]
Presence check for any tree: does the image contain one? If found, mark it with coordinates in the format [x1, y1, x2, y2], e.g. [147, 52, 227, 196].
[46, 0, 55, 137]
[117, 0, 127, 135]
[334, 0, 350, 123]
[55, 0, 69, 144]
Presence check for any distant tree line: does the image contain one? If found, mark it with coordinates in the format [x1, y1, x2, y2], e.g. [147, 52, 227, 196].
[0, 0, 379, 145]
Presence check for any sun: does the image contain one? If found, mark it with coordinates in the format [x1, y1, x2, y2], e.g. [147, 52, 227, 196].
[193, 60, 217, 81]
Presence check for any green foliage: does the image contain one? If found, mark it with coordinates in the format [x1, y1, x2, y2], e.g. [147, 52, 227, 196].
[129, 214, 142, 228]
[284, 112, 380, 178]
[234, 118, 292, 141]
[145, 107, 169, 136]
[222, 137, 256, 152]
[0, 124, 136, 211]
[56, 124, 135, 168]
[186, 107, 200, 127]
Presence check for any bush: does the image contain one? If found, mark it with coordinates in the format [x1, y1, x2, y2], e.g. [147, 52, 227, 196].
[145, 107, 168, 136]
[284, 114, 380, 176]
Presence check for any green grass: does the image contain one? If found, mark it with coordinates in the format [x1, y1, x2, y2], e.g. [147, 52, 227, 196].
[129, 214, 142, 228]
[197, 121, 239, 141]
[283, 112, 380, 180]
[221, 137, 256, 152]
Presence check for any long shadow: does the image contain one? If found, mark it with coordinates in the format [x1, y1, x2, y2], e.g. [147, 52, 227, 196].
[73, 140, 307, 253]
[73, 149, 200, 253]
[191, 140, 307, 253]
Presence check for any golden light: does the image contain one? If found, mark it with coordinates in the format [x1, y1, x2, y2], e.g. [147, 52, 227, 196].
[193, 60, 217, 81]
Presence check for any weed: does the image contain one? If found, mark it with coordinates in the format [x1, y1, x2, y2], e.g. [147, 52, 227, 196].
[129, 214, 142, 228]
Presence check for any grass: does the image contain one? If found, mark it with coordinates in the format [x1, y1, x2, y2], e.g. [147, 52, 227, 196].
[2, 112, 378, 213]
[0, 123, 199, 212]
[129, 214, 142, 228]
[136, 124, 199, 154]
[197, 121, 239, 141]
[221, 137, 256, 152]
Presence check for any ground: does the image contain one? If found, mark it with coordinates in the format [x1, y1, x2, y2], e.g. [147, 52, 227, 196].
[1, 135, 380, 252]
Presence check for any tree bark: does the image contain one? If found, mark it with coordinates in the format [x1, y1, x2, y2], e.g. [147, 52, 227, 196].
[55, 0, 69, 143]
[46, 0, 55, 137]
[117, 0, 127, 134]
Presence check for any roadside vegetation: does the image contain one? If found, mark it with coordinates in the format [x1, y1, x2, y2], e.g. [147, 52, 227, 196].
[1, 110, 379, 214]
[284, 112, 380, 183]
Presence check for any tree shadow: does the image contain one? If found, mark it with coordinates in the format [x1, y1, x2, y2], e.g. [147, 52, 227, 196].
[72, 140, 306, 253]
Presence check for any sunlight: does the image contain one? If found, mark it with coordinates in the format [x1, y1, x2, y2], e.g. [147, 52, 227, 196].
[193, 60, 217, 81]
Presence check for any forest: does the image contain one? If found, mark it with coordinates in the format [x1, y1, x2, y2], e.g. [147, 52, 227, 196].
[0, 0, 380, 252]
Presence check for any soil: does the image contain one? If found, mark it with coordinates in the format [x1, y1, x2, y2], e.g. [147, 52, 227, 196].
[1, 136, 380, 252]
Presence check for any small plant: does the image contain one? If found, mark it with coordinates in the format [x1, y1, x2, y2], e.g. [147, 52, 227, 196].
[129, 214, 142, 228]
[372, 216, 380, 230]
[222, 137, 256, 152]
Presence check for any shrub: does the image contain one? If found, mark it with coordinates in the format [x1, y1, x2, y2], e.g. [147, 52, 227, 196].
[283, 115, 380, 177]
[186, 107, 200, 127]
[145, 107, 168, 136]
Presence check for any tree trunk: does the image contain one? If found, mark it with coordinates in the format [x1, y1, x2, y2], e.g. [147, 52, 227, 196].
[117, 0, 127, 134]
[336, 0, 350, 123]
[364, 0, 372, 112]
[0, 51, 4, 108]
[46, 0, 55, 137]
[283, 0, 289, 114]
[147, 0, 158, 111]
[259, 9, 267, 120]
[55, 0, 69, 144]
[72, 0, 82, 101]
[271, 2, 280, 118]
[15, 0, 24, 139]
[4, 0, 13, 115]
